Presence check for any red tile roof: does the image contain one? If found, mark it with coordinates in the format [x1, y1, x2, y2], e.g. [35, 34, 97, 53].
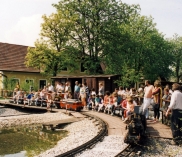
[0, 42, 40, 72]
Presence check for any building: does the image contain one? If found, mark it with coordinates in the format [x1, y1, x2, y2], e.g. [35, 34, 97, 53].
[0, 42, 48, 96]
[0, 42, 119, 97]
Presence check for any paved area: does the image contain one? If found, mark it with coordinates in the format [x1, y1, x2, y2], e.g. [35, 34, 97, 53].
[85, 110, 173, 139]
[85, 111, 127, 136]
[147, 120, 172, 138]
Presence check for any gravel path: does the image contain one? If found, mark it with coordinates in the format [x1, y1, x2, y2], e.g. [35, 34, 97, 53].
[75, 135, 128, 157]
[140, 138, 182, 157]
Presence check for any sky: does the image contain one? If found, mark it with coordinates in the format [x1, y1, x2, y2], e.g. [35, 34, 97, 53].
[0, 0, 182, 47]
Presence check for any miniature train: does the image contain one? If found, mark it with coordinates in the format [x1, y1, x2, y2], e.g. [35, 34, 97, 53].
[124, 106, 147, 144]
[9, 98, 84, 111]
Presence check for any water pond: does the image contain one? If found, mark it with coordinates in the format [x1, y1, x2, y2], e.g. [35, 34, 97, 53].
[0, 125, 68, 157]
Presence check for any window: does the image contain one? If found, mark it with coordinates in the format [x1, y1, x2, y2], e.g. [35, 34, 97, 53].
[25, 79, 34, 85]
[39, 80, 46, 89]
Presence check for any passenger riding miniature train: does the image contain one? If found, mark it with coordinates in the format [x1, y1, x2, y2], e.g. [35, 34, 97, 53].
[124, 106, 147, 144]
[9, 92, 84, 111]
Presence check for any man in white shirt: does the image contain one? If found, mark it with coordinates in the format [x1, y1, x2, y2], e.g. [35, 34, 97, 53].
[166, 83, 182, 145]
[56, 82, 62, 93]
[143, 80, 154, 119]
[47, 83, 54, 92]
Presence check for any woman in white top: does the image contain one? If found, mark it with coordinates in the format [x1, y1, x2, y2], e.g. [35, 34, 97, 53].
[80, 84, 86, 108]
[98, 83, 104, 96]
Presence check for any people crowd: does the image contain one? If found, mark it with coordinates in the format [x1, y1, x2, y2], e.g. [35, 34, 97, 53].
[11, 79, 182, 145]
[12, 80, 174, 116]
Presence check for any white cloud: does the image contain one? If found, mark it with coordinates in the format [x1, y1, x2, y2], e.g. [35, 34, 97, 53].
[4, 14, 43, 46]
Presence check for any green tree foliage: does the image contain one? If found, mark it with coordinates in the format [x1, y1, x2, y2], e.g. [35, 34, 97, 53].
[25, 0, 174, 86]
[25, 13, 78, 76]
[168, 34, 182, 82]
[103, 15, 173, 86]
[53, 0, 139, 74]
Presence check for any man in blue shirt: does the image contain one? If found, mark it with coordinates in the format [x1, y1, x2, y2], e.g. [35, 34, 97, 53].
[74, 81, 80, 99]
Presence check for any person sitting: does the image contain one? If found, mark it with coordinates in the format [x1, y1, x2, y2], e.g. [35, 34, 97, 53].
[110, 92, 118, 116]
[87, 94, 95, 110]
[95, 95, 100, 111]
[87, 95, 92, 110]
[54, 92, 62, 101]
[121, 97, 128, 120]
[121, 95, 137, 120]
[91, 94, 96, 110]
[104, 94, 113, 114]
[130, 88, 137, 96]
[34, 90, 41, 106]
[67, 91, 73, 99]
[25, 91, 34, 106]
[123, 97, 135, 123]
[113, 94, 122, 115]
[52, 92, 62, 108]
[90, 88, 96, 96]
[97, 95, 104, 112]
[103, 91, 111, 113]
[47, 91, 53, 110]
[16, 89, 23, 104]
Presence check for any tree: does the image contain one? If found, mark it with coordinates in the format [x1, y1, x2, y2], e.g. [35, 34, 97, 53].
[103, 15, 173, 86]
[25, 13, 78, 76]
[53, 0, 140, 74]
[169, 34, 182, 82]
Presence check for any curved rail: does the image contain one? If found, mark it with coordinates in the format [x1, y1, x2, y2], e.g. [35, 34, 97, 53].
[114, 144, 139, 157]
[55, 112, 108, 157]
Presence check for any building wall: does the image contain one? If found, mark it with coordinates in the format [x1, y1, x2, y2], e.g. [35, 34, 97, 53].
[0, 71, 48, 96]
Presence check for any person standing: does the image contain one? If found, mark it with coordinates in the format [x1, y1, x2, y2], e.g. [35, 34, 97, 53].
[74, 81, 80, 99]
[143, 80, 154, 119]
[98, 82, 104, 96]
[65, 82, 71, 93]
[80, 83, 86, 109]
[166, 83, 182, 145]
[152, 81, 162, 122]
[47, 82, 54, 92]
[162, 88, 171, 110]
[84, 82, 89, 105]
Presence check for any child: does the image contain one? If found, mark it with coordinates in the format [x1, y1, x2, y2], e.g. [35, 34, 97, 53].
[95, 95, 100, 110]
[162, 88, 171, 110]
[123, 97, 135, 123]
[26, 91, 34, 106]
[110, 93, 118, 116]
[104, 95, 113, 114]
[67, 91, 73, 99]
[91, 94, 96, 110]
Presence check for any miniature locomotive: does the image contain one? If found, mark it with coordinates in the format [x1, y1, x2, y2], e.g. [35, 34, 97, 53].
[124, 106, 147, 144]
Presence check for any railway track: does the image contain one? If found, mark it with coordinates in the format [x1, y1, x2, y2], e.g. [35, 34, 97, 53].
[0, 103, 140, 156]
[0, 101, 176, 156]
[114, 144, 141, 157]
[56, 112, 108, 157]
